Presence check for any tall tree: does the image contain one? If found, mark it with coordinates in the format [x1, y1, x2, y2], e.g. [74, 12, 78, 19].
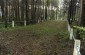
[80, 0, 85, 26]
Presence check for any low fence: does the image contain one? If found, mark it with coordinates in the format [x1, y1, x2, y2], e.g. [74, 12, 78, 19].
[68, 24, 81, 55]
[0, 20, 33, 28]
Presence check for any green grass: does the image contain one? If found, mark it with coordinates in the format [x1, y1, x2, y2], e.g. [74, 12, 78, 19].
[0, 20, 69, 39]
[73, 28, 85, 41]
[0, 20, 73, 55]
[0, 21, 66, 32]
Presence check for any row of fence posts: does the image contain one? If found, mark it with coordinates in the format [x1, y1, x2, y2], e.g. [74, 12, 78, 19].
[68, 23, 81, 55]
[11, 19, 66, 28]
[11, 20, 27, 28]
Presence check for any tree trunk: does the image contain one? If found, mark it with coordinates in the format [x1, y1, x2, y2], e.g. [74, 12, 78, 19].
[80, 0, 85, 27]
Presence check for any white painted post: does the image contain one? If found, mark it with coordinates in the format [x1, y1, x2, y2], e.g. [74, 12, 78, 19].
[38, 20, 40, 23]
[12, 20, 14, 28]
[42, 20, 43, 22]
[68, 24, 70, 32]
[24, 20, 26, 26]
[73, 40, 81, 55]
[70, 28, 73, 40]
[57, 18, 58, 20]
[61, 18, 63, 20]
[55, 13, 57, 21]
[55, 17, 57, 21]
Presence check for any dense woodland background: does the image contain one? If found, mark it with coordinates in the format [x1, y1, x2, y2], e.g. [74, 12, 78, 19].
[0, 0, 85, 28]
[0, 0, 59, 28]
[0, 0, 85, 55]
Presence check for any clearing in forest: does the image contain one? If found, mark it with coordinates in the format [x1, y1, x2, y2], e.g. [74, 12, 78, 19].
[0, 20, 74, 55]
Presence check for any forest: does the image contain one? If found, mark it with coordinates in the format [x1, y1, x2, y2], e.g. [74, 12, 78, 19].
[0, 0, 59, 28]
[0, 0, 85, 55]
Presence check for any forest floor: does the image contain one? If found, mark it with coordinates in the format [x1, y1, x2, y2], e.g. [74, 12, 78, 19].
[0, 20, 74, 55]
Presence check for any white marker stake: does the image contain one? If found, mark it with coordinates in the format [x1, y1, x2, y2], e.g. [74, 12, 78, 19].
[70, 28, 73, 40]
[68, 24, 70, 32]
[61, 18, 63, 20]
[73, 40, 81, 55]
[38, 20, 40, 23]
[24, 20, 26, 26]
[12, 21, 14, 28]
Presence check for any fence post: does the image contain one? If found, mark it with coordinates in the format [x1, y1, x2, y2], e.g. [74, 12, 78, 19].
[68, 23, 73, 40]
[24, 20, 26, 26]
[73, 40, 81, 55]
[70, 28, 73, 40]
[68, 24, 70, 32]
[61, 18, 63, 20]
[12, 20, 14, 28]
